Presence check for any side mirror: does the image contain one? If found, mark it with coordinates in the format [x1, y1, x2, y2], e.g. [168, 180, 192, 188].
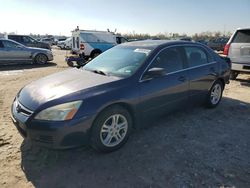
[143, 67, 166, 80]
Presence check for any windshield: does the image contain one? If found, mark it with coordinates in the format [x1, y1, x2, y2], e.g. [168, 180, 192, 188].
[84, 46, 151, 77]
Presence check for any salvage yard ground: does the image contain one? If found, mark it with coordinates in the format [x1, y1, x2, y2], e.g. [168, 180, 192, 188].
[0, 49, 250, 188]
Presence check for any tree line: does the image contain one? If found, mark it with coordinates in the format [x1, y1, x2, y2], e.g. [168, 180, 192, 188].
[122, 31, 232, 41]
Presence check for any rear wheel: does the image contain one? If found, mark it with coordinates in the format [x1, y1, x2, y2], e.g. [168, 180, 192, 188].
[34, 54, 48, 64]
[91, 106, 132, 152]
[206, 80, 223, 108]
[230, 71, 238, 80]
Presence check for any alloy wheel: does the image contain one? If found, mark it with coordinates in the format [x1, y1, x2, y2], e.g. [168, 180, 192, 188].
[100, 114, 128, 147]
[210, 83, 222, 105]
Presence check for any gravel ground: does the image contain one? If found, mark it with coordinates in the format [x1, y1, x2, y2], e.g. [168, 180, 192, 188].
[0, 49, 250, 188]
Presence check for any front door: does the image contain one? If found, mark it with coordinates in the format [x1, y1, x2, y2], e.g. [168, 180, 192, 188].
[139, 46, 189, 121]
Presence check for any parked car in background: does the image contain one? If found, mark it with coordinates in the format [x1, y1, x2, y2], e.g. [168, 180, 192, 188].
[207, 37, 229, 51]
[196, 39, 208, 45]
[11, 40, 230, 152]
[57, 37, 72, 50]
[224, 28, 250, 80]
[71, 29, 128, 59]
[40, 38, 55, 46]
[179, 37, 192, 41]
[0, 39, 53, 64]
[55, 37, 68, 45]
[7, 35, 51, 50]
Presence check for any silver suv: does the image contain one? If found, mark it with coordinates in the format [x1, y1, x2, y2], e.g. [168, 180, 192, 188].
[224, 28, 250, 80]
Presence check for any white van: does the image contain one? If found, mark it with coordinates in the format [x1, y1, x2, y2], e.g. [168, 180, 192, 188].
[71, 29, 128, 59]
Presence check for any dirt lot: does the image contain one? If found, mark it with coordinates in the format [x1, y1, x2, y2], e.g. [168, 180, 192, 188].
[0, 49, 250, 188]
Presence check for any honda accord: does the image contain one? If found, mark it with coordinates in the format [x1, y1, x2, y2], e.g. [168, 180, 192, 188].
[11, 40, 230, 152]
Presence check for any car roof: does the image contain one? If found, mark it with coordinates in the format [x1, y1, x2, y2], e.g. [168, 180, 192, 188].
[0, 38, 24, 45]
[237, 28, 250, 31]
[120, 40, 197, 50]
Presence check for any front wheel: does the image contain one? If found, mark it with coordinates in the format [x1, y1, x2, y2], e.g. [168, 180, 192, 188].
[34, 54, 48, 64]
[206, 80, 223, 108]
[91, 106, 132, 152]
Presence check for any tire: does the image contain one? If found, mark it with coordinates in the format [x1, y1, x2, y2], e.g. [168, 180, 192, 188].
[67, 61, 74, 67]
[206, 80, 223, 108]
[91, 105, 132, 152]
[34, 54, 48, 65]
[91, 50, 101, 59]
[230, 71, 238, 80]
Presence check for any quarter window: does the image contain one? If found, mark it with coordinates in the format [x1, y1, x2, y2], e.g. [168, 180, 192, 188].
[184, 47, 209, 67]
[150, 47, 184, 73]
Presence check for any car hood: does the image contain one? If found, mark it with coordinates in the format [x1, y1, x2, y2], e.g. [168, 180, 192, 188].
[27, 47, 50, 52]
[18, 68, 121, 110]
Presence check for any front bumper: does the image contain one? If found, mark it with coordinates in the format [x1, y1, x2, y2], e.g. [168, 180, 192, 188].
[11, 100, 94, 149]
[231, 62, 250, 73]
[47, 53, 54, 61]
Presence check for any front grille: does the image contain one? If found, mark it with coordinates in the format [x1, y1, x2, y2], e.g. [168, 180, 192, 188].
[14, 99, 33, 116]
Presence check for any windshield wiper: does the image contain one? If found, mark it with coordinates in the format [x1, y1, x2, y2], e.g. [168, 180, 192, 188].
[90, 69, 108, 76]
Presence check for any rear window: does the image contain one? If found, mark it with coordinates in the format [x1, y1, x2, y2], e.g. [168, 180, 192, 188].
[232, 30, 250, 43]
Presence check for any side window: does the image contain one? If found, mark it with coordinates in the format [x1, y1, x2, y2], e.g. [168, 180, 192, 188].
[76, 37, 79, 48]
[116, 37, 121, 44]
[72, 37, 75, 48]
[150, 47, 184, 73]
[184, 46, 209, 67]
[12, 36, 23, 43]
[0, 41, 4, 48]
[120, 37, 127, 44]
[27, 37, 36, 43]
[23, 36, 32, 43]
[2, 41, 19, 48]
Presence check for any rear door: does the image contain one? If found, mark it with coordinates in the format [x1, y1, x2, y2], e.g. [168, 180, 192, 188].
[139, 46, 189, 119]
[229, 29, 250, 65]
[184, 45, 218, 101]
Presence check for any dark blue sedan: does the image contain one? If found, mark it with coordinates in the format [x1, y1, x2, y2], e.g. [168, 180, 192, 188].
[11, 40, 231, 152]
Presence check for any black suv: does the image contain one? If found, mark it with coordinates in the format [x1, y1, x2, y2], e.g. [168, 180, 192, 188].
[8, 35, 51, 50]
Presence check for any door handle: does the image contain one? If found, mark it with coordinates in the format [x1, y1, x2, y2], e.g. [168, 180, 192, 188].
[178, 76, 187, 82]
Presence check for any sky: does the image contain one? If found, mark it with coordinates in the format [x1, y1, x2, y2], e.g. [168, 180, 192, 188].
[0, 0, 249, 36]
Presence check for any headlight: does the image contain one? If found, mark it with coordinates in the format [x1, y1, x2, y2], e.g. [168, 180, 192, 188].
[35, 101, 82, 121]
